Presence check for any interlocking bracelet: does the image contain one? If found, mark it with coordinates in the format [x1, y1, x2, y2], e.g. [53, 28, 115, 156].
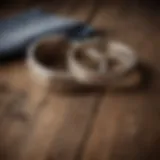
[67, 40, 138, 86]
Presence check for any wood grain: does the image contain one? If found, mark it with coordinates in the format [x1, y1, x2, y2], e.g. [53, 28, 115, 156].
[0, 2, 101, 160]
[0, 2, 160, 160]
[42, 2, 102, 160]
[82, 5, 160, 160]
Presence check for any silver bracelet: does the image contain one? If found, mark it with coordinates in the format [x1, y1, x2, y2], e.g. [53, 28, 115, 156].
[67, 40, 138, 86]
[26, 35, 72, 87]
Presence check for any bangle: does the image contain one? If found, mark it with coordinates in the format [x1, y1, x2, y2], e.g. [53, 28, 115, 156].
[67, 40, 137, 86]
[26, 34, 72, 87]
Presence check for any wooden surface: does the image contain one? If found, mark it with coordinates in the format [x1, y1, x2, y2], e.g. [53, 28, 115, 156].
[0, 2, 160, 160]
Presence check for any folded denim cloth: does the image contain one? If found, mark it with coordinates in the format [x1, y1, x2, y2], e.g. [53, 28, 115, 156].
[0, 8, 95, 60]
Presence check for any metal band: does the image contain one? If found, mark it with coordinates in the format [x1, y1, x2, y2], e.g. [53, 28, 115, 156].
[67, 40, 138, 86]
[26, 35, 72, 87]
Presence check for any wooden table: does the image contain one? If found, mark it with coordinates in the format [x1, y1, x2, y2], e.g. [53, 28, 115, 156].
[0, 2, 160, 160]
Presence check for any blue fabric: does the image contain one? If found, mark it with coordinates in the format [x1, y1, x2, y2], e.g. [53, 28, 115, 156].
[0, 8, 95, 60]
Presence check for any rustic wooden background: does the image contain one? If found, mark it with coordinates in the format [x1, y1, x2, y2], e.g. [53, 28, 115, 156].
[0, 1, 160, 160]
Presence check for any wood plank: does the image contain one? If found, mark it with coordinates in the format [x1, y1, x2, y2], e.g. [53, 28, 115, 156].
[82, 5, 160, 160]
[0, 4, 76, 160]
[0, 63, 49, 160]
[40, 2, 102, 160]
[20, 93, 70, 160]
[0, 2, 101, 160]
[65, 0, 98, 21]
